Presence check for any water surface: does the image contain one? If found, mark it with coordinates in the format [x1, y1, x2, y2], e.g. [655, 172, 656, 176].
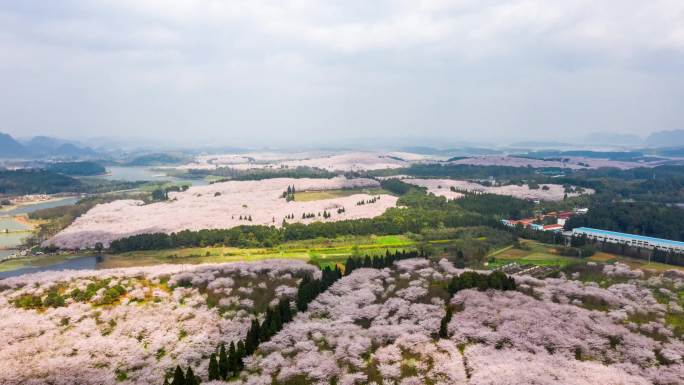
[103, 166, 208, 186]
[1, 197, 80, 216]
[0, 255, 102, 280]
[0, 218, 31, 231]
[0, 232, 28, 248]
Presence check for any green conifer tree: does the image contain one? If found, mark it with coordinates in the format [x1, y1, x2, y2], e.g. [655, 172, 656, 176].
[171, 365, 185, 385]
[439, 306, 453, 339]
[208, 352, 220, 380]
[218, 343, 228, 379]
[185, 367, 198, 385]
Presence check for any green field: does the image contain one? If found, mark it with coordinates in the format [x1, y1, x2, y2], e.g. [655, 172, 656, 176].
[293, 188, 392, 202]
[95, 234, 417, 270]
[588, 253, 684, 272]
[0, 234, 418, 273]
[487, 240, 684, 272]
[486, 241, 579, 268]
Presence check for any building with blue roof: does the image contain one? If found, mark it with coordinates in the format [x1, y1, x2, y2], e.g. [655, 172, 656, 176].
[572, 227, 684, 253]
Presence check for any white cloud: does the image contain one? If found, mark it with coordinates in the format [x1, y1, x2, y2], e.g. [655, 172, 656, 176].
[0, 0, 682, 144]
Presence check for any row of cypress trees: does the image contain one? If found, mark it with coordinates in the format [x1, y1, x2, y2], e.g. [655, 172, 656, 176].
[163, 366, 199, 385]
[164, 249, 423, 384]
[343, 249, 422, 275]
[164, 265, 344, 384]
[207, 297, 293, 381]
[446, 270, 516, 295]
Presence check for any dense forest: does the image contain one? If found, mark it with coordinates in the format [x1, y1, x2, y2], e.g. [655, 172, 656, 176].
[521, 150, 646, 161]
[456, 194, 534, 219]
[0, 169, 144, 195]
[564, 201, 684, 241]
[385, 163, 540, 180]
[373, 164, 684, 204]
[185, 166, 336, 182]
[551, 165, 684, 203]
[126, 153, 185, 166]
[0, 169, 82, 194]
[46, 161, 106, 176]
[379, 178, 419, 195]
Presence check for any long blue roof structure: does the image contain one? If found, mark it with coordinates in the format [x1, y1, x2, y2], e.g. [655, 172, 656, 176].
[573, 227, 684, 247]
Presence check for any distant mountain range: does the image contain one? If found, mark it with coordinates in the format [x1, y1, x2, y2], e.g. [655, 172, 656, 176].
[645, 130, 684, 148]
[0, 132, 97, 159]
[0, 133, 26, 158]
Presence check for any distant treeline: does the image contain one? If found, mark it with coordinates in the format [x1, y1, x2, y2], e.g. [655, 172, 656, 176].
[388, 164, 539, 180]
[0, 169, 144, 195]
[546, 165, 684, 203]
[0, 169, 82, 195]
[522, 150, 645, 161]
[457, 193, 534, 219]
[564, 201, 684, 242]
[379, 178, 420, 195]
[125, 153, 185, 166]
[186, 166, 337, 182]
[372, 163, 684, 204]
[46, 161, 106, 176]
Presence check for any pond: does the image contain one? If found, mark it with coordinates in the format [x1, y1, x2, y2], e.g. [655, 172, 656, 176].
[0, 218, 31, 232]
[0, 232, 29, 249]
[103, 166, 209, 186]
[0, 255, 103, 280]
[0, 249, 16, 259]
[0, 218, 32, 250]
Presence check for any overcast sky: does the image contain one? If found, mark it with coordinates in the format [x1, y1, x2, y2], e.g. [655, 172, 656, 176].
[1, 0, 683, 147]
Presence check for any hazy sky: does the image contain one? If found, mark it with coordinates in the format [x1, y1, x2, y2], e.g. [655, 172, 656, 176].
[1, 1, 683, 146]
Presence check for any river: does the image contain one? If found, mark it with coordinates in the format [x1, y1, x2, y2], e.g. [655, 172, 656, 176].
[0, 255, 103, 280]
[0, 197, 80, 216]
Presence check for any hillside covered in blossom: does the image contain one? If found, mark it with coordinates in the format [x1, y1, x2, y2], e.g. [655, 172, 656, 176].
[1, 257, 682, 385]
[0, 260, 318, 385]
[45, 177, 397, 250]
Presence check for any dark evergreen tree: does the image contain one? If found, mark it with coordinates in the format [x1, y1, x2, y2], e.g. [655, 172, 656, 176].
[208, 352, 220, 380]
[245, 319, 261, 354]
[439, 306, 453, 338]
[227, 341, 237, 376]
[218, 343, 228, 379]
[278, 299, 293, 323]
[185, 367, 198, 385]
[236, 340, 246, 370]
[171, 365, 185, 385]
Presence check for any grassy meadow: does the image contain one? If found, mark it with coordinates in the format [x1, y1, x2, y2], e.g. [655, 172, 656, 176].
[98, 234, 418, 269]
[292, 188, 393, 202]
[487, 239, 684, 272]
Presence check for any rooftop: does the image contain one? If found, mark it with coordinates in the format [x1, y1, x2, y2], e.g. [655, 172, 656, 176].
[573, 227, 684, 247]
